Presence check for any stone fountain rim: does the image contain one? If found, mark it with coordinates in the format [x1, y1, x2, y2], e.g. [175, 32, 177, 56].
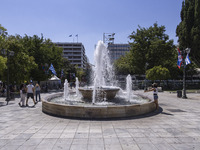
[44, 93, 153, 106]
[42, 93, 156, 119]
[78, 86, 121, 90]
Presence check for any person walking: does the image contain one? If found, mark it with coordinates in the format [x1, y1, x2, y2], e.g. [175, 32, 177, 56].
[35, 83, 41, 102]
[144, 83, 159, 110]
[26, 81, 37, 107]
[18, 83, 26, 107]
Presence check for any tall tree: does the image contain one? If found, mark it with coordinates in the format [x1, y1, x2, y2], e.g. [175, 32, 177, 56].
[114, 52, 134, 75]
[23, 35, 64, 81]
[0, 24, 8, 79]
[6, 35, 37, 84]
[118, 23, 177, 78]
[176, 0, 200, 66]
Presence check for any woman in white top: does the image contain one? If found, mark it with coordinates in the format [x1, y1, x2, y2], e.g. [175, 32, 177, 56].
[19, 84, 26, 107]
[145, 83, 159, 110]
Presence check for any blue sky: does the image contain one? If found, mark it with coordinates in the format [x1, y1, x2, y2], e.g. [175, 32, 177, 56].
[0, 0, 183, 63]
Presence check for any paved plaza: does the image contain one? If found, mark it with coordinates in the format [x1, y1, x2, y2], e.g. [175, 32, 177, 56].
[0, 91, 200, 150]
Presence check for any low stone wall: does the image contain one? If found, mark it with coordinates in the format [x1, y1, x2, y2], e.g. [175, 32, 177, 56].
[42, 93, 156, 119]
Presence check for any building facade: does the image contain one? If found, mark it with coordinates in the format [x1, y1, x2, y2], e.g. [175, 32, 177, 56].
[55, 42, 88, 69]
[107, 43, 130, 63]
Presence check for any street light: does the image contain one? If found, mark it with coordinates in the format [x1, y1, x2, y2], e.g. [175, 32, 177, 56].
[1, 49, 14, 104]
[144, 62, 149, 91]
[182, 48, 191, 99]
[103, 33, 115, 44]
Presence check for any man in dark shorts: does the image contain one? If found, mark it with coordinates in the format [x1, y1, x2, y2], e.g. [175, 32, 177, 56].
[26, 81, 37, 107]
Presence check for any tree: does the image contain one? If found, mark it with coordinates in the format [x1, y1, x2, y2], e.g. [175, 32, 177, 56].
[114, 52, 134, 75]
[5, 35, 37, 84]
[176, 0, 200, 67]
[125, 23, 177, 78]
[146, 66, 170, 81]
[0, 24, 8, 78]
[22, 34, 64, 81]
[75, 65, 85, 82]
[0, 24, 8, 49]
[84, 63, 93, 85]
[60, 58, 76, 83]
[0, 56, 7, 76]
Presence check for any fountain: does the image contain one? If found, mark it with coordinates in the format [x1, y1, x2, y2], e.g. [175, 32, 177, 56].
[79, 41, 120, 103]
[42, 41, 156, 119]
[75, 77, 80, 97]
[126, 74, 132, 102]
[64, 79, 69, 100]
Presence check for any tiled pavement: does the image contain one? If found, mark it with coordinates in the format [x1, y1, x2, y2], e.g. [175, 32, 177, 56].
[0, 91, 200, 150]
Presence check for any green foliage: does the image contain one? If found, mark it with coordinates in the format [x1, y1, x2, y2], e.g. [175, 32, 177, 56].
[0, 24, 8, 48]
[114, 52, 134, 74]
[84, 63, 93, 85]
[61, 58, 76, 82]
[75, 65, 85, 82]
[20, 34, 64, 82]
[125, 23, 177, 78]
[5, 35, 37, 84]
[0, 24, 76, 84]
[0, 56, 7, 76]
[146, 66, 170, 81]
[176, 0, 200, 67]
[130, 23, 176, 74]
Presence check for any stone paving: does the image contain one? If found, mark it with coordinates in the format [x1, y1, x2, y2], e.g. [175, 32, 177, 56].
[0, 91, 200, 150]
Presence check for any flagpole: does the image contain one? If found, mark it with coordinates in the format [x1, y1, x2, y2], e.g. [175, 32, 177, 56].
[182, 51, 187, 99]
[182, 48, 191, 99]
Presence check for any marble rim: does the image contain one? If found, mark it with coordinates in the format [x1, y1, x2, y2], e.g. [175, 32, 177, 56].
[42, 93, 156, 119]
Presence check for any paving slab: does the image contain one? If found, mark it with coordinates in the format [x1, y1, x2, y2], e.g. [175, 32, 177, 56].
[0, 91, 200, 149]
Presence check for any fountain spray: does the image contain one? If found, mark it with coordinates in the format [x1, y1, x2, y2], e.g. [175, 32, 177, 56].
[126, 74, 132, 102]
[64, 79, 69, 100]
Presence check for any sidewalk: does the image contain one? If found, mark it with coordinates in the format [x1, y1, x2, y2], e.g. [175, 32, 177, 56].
[0, 91, 200, 150]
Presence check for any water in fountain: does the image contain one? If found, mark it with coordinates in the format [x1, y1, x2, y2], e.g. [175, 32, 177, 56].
[64, 79, 69, 100]
[92, 40, 116, 104]
[75, 77, 80, 96]
[126, 74, 132, 102]
[52, 41, 148, 105]
[45, 41, 154, 119]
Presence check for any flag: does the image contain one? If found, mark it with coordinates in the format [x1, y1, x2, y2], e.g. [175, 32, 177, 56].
[49, 63, 57, 75]
[177, 48, 183, 69]
[185, 54, 191, 65]
[69, 35, 72, 37]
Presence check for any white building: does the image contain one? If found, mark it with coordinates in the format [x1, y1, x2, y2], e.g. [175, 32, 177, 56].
[107, 43, 130, 63]
[55, 42, 88, 69]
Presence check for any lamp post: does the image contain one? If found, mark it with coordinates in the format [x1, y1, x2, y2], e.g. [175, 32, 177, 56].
[182, 48, 191, 99]
[144, 62, 149, 91]
[103, 33, 115, 44]
[1, 49, 14, 104]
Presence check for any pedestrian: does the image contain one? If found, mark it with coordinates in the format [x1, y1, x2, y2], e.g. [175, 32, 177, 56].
[18, 83, 26, 107]
[26, 80, 37, 107]
[144, 83, 159, 110]
[35, 83, 41, 102]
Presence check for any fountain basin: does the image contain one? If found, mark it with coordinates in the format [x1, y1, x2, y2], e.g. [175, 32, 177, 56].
[42, 93, 156, 119]
[78, 87, 120, 101]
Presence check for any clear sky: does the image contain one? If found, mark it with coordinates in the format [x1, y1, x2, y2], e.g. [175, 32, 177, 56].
[0, 0, 183, 64]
